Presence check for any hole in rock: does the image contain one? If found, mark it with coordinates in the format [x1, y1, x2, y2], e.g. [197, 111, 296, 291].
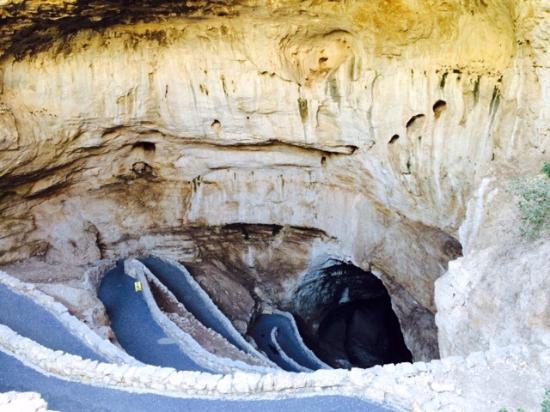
[292, 261, 412, 369]
[406, 114, 425, 129]
[211, 119, 221, 131]
[131, 161, 154, 176]
[433, 100, 447, 119]
[132, 141, 156, 152]
[271, 225, 282, 236]
[318, 299, 412, 368]
[388, 134, 400, 144]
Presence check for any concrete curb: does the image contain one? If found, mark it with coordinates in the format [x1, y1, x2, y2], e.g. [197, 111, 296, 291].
[0, 270, 139, 366]
[0, 391, 56, 412]
[144, 255, 277, 366]
[269, 327, 311, 372]
[273, 309, 331, 369]
[124, 259, 277, 374]
[2, 321, 548, 411]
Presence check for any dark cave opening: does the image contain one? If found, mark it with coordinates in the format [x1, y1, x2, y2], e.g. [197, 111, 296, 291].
[293, 261, 412, 369]
[317, 298, 412, 368]
[132, 141, 156, 152]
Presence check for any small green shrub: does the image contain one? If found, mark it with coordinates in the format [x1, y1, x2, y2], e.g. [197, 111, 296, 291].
[508, 166, 550, 239]
[498, 388, 550, 412]
[542, 389, 550, 412]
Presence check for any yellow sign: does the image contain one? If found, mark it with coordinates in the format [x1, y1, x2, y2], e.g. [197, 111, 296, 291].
[134, 281, 142, 292]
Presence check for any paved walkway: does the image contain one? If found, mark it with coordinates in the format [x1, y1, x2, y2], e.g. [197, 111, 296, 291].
[0, 284, 104, 362]
[140, 257, 324, 372]
[0, 349, 391, 412]
[251, 313, 328, 370]
[140, 256, 252, 354]
[250, 325, 306, 372]
[98, 263, 206, 371]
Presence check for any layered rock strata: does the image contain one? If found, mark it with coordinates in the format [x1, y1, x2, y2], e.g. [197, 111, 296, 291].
[0, 0, 548, 363]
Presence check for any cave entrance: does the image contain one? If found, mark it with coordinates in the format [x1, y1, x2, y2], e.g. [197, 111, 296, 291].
[317, 298, 412, 368]
[292, 260, 412, 369]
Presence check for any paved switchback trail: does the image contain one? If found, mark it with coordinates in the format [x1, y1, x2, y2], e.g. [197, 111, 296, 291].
[0, 349, 391, 412]
[0, 284, 104, 362]
[98, 262, 207, 371]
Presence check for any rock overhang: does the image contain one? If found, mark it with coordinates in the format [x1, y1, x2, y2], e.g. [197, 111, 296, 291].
[0, 0, 548, 394]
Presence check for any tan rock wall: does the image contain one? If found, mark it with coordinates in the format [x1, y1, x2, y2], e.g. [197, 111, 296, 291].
[0, 0, 548, 357]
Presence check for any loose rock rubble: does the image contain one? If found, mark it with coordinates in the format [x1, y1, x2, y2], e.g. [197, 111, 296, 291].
[0, 1, 549, 410]
[0, 392, 55, 412]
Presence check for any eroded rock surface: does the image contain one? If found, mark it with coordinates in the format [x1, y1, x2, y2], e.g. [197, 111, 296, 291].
[0, 391, 53, 412]
[0, 0, 549, 368]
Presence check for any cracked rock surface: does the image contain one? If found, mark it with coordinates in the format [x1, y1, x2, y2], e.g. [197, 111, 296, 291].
[0, 0, 549, 409]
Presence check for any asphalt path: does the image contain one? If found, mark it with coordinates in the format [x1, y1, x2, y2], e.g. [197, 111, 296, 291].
[140, 257, 324, 372]
[252, 313, 328, 370]
[98, 262, 206, 371]
[0, 350, 392, 412]
[249, 323, 304, 372]
[0, 284, 104, 362]
[140, 256, 251, 354]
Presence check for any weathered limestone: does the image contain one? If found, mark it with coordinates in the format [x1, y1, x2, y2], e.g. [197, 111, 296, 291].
[2, 323, 549, 411]
[0, 392, 55, 412]
[0, 270, 139, 365]
[0, 0, 549, 390]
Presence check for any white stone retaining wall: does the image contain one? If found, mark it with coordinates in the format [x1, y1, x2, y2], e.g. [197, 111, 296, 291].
[1, 323, 549, 411]
[269, 326, 310, 373]
[0, 392, 55, 412]
[82, 258, 118, 292]
[149, 269, 270, 367]
[124, 259, 277, 373]
[273, 309, 331, 369]
[0, 270, 139, 366]
[147, 255, 274, 363]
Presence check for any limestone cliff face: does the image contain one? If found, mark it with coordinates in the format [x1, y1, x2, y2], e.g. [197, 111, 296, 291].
[0, 0, 548, 358]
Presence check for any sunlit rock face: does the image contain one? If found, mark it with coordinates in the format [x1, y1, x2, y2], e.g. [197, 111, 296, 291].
[0, 0, 549, 359]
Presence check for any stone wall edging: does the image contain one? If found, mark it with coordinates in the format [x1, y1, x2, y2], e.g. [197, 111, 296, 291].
[272, 309, 331, 369]
[268, 326, 310, 372]
[0, 323, 394, 406]
[146, 263, 272, 368]
[125, 259, 276, 374]
[2, 322, 547, 411]
[0, 270, 139, 366]
[0, 391, 56, 412]
[149, 255, 275, 364]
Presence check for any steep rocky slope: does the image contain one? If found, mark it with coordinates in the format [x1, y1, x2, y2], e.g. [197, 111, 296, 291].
[0, 0, 548, 366]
